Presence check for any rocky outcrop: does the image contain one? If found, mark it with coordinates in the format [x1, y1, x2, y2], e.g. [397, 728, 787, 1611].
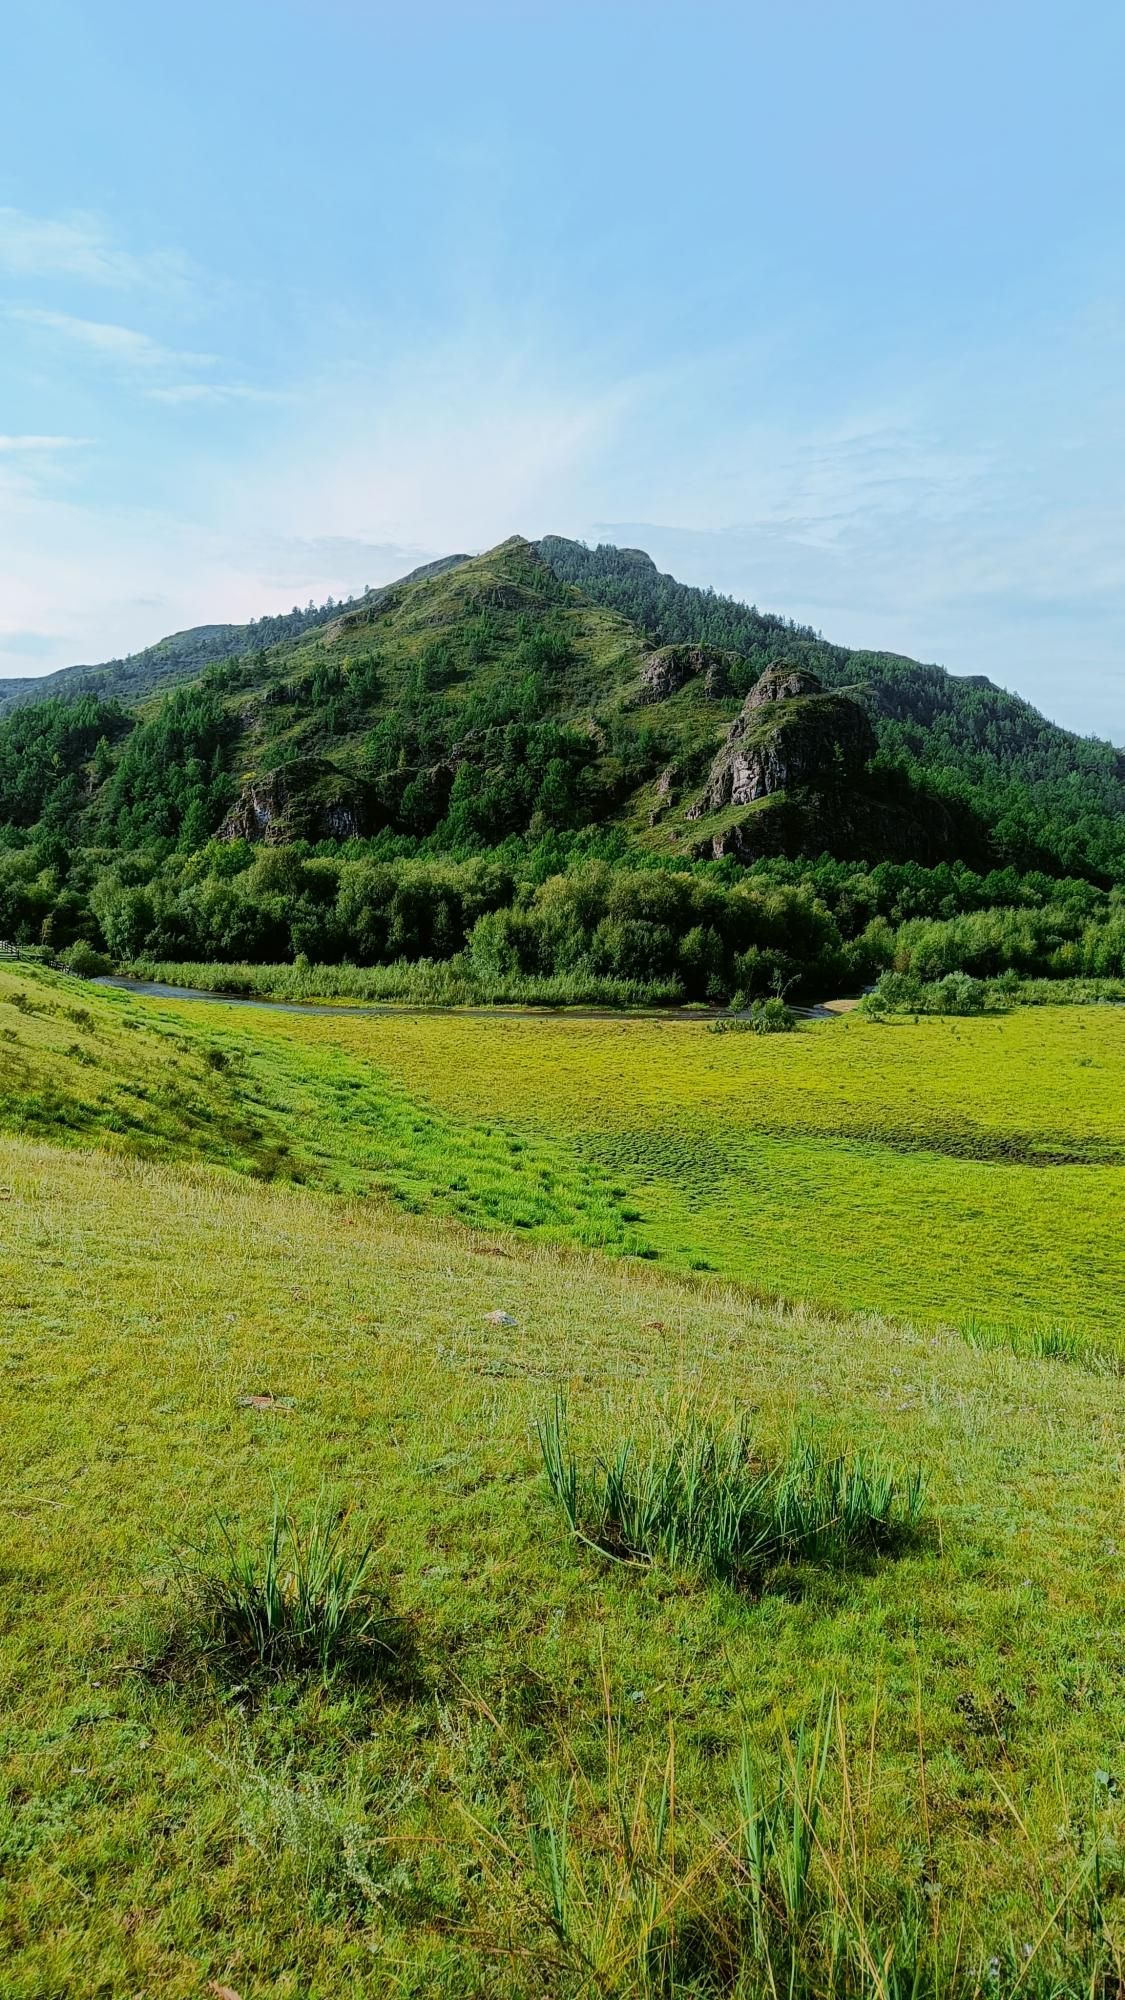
[648, 764, 680, 826]
[690, 776, 994, 869]
[636, 645, 735, 704]
[218, 758, 373, 844]
[687, 662, 876, 819]
[742, 663, 823, 710]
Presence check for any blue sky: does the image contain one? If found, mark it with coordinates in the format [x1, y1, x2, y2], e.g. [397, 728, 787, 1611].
[2, 0, 1123, 737]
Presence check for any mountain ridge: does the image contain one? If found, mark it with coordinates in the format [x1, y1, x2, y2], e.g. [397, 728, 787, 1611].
[0, 532, 1119, 881]
[0, 554, 473, 718]
[0, 534, 1121, 1000]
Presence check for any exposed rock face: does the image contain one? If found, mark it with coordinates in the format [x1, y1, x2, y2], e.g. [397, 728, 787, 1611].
[218, 759, 372, 844]
[691, 778, 993, 869]
[687, 662, 876, 819]
[636, 645, 734, 704]
[648, 763, 679, 827]
[742, 663, 823, 710]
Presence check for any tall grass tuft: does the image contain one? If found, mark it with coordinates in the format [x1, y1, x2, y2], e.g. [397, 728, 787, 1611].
[471, 1689, 1125, 1999]
[536, 1398, 925, 1591]
[961, 1315, 1123, 1376]
[177, 1495, 409, 1685]
[736, 1694, 834, 1957]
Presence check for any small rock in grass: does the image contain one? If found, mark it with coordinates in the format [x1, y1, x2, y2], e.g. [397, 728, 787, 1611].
[484, 1309, 518, 1327]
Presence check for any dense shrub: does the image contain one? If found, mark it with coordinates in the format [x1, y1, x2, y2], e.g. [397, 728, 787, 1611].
[56, 941, 111, 979]
[864, 970, 994, 1016]
[711, 997, 796, 1034]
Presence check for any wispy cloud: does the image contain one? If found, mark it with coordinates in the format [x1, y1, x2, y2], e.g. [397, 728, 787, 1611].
[143, 382, 288, 406]
[0, 207, 192, 291]
[10, 307, 216, 372]
[0, 433, 92, 452]
[256, 535, 439, 591]
[8, 309, 284, 409]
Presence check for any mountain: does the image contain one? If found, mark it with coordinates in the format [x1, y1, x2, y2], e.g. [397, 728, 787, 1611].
[11, 533, 964, 866]
[538, 537, 1125, 880]
[6, 529, 1117, 879]
[0, 533, 1121, 1002]
[0, 555, 473, 718]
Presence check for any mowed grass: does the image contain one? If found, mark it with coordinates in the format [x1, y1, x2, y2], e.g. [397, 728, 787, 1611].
[1, 1134, 1124, 1995]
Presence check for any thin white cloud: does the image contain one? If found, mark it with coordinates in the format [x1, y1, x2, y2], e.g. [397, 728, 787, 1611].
[245, 335, 650, 557]
[0, 434, 91, 451]
[144, 382, 288, 406]
[10, 307, 216, 372]
[1, 282, 1119, 737]
[0, 207, 192, 291]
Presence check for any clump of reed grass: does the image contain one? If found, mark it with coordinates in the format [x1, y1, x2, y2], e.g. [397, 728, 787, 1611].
[536, 1398, 924, 1591]
[473, 1688, 1125, 2000]
[961, 1316, 1124, 1376]
[176, 1495, 410, 1685]
[122, 954, 686, 1010]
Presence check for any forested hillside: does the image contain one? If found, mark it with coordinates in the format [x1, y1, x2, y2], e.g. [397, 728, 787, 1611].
[539, 536, 1125, 880]
[0, 534, 1120, 1005]
[0, 555, 471, 717]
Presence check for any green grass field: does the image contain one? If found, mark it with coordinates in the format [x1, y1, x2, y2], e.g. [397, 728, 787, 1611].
[14, 966, 1115, 1344]
[272, 1001, 1125, 1341]
[1, 965, 1123, 1994]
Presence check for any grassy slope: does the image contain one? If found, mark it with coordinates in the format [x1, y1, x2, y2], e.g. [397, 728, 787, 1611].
[3, 965, 1122, 1340]
[0, 559, 473, 718]
[2, 1133, 1124, 1995]
[2, 966, 1125, 1991]
[229, 536, 652, 779]
[303, 1004, 1125, 1338]
[0, 966, 643, 1253]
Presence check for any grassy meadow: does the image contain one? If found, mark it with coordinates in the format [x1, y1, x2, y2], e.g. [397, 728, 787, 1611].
[24, 962, 1118, 1345]
[1, 963, 1123, 1994]
[262, 1000, 1125, 1343]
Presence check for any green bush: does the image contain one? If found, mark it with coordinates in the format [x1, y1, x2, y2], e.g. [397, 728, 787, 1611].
[864, 969, 992, 1017]
[57, 941, 112, 979]
[711, 996, 796, 1034]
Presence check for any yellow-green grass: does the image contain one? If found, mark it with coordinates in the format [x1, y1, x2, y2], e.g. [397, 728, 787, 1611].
[0, 964, 644, 1254]
[335, 1003, 1125, 1339]
[134, 992, 1125, 1341]
[1, 1131, 1124, 1995]
[3, 964, 1122, 1343]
